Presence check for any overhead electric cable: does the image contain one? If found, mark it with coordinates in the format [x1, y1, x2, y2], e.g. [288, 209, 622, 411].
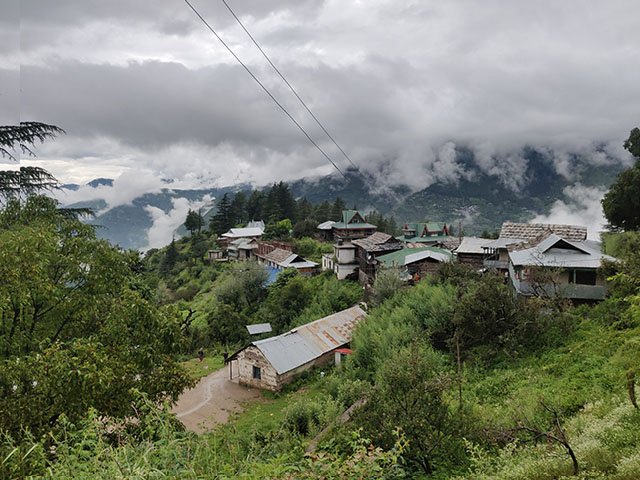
[182, 0, 346, 178]
[219, 0, 360, 172]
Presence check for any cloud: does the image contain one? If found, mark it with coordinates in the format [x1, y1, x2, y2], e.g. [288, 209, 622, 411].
[530, 184, 608, 240]
[143, 195, 213, 250]
[55, 168, 165, 210]
[5, 0, 639, 191]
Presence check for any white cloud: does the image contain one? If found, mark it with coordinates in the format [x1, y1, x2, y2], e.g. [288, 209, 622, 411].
[530, 184, 608, 240]
[143, 195, 213, 250]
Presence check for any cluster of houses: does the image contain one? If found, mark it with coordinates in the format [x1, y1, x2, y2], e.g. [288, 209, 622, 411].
[321, 210, 615, 303]
[217, 211, 615, 391]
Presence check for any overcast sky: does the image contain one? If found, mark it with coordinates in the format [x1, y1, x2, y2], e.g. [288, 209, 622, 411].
[2, 0, 639, 195]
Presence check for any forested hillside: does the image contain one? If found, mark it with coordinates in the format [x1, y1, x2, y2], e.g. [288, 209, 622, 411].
[2, 124, 640, 479]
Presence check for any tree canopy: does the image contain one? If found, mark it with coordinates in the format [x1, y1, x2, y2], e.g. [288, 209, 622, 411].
[602, 127, 640, 231]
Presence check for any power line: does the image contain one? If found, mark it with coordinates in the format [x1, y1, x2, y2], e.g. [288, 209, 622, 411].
[219, 0, 359, 172]
[182, 0, 346, 178]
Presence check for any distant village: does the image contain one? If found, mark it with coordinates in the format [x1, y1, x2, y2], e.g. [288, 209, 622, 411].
[208, 210, 616, 391]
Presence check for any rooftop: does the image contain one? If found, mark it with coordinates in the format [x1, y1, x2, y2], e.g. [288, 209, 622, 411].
[377, 247, 452, 267]
[509, 233, 616, 269]
[352, 232, 403, 252]
[247, 305, 367, 375]
[500, 222, 587, 241]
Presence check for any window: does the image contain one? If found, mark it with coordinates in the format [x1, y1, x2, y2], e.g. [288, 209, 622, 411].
[571, 270, 597, 285]
[252, 366, 261, 380]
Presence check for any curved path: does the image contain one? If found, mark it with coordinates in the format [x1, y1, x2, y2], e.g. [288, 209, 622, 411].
[172, 366, 261, 433]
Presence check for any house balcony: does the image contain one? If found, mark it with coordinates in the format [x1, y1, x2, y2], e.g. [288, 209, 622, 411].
[483, 259, 509, 269]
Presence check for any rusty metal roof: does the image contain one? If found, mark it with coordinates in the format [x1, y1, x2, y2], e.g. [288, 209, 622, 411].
[251, 305, 367, 375]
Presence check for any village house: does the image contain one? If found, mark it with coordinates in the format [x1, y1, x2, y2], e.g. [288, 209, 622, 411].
[255, 246, 319, 276]
[482, 222, 589, 274]
[377, 246, 453, 280]
[320, 210, 377, 280]
[226, 305, 367, 391]
[227, 237, 259, 261]
[351, 232, 404, 285]
[507, 232, 615, 302]
[398, 222, 455, 247]
[454, 237, 492, 268]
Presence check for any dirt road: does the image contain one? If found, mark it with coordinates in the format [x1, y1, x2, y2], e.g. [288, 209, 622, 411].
[172, 366, 261, 433]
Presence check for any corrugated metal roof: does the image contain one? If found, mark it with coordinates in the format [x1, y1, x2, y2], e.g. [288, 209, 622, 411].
[246, 323, 273, 335]
[378, 247, 452, 267]
[455, 237, 492, 254]
[500, 222, 587, 241]
[317, 221, 336, 230]
[222, 227, 264, 238]
[251, 305, 367, 375]
[509, 234, 616, 268]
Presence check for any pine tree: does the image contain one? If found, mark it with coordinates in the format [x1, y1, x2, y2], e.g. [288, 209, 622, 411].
[210, 193, 232, 235]
[246, 190, 264, 221]
[160, 238, 178, 276]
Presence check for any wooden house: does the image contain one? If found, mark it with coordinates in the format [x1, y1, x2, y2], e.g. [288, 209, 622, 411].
[377, 247, 452, 279]
[352, 232, 404, 285]
[398, 221, 457, 248]
[226, 305, 367, 391]
[255, 247, 319, 276]
[227, 238, 259, 261]
[454, 237, 492, 268]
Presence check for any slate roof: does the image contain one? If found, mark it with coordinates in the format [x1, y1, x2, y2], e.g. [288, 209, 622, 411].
[352, 232, 403, 252]
[246, 305, 367, 375]
[509, 234, 616, 268]
[377, 247, 452, 267]
[499, 222, 587, 241]
[228, 238, 258, 250]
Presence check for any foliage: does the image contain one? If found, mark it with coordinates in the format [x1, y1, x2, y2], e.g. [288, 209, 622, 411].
[184, 208, 204, 235]
[0, 190, 192, 439]
[602, 127, 640, 231]
[355, 342, 463, 475]
[0, 122, 65, 162]
[372, 267, 406, 306]
[209, 192, 233, 235]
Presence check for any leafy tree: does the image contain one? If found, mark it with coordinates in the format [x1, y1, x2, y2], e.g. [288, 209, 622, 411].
[372, 267, 405, 305]
[0, 195, 192, 437]
[602, 127, 640, 231]
[184, 208, 204, 235]
[264, 218, 293, 240]
[257, 270, 312, 333]
[356, 342, 459, 475]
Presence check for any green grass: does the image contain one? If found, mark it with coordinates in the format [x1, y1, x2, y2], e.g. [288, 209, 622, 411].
[230, 379, 326, 437]
[181, 351, 225, 380]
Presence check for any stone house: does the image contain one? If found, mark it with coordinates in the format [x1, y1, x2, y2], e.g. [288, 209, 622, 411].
[255, 246, 318, 276]
[483, 222, 588, 274]
[226, 305, 367, 391]
[508, 233, 615, 302]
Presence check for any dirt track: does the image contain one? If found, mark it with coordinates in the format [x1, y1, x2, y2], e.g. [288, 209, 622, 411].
[172, 365, 261, 433]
